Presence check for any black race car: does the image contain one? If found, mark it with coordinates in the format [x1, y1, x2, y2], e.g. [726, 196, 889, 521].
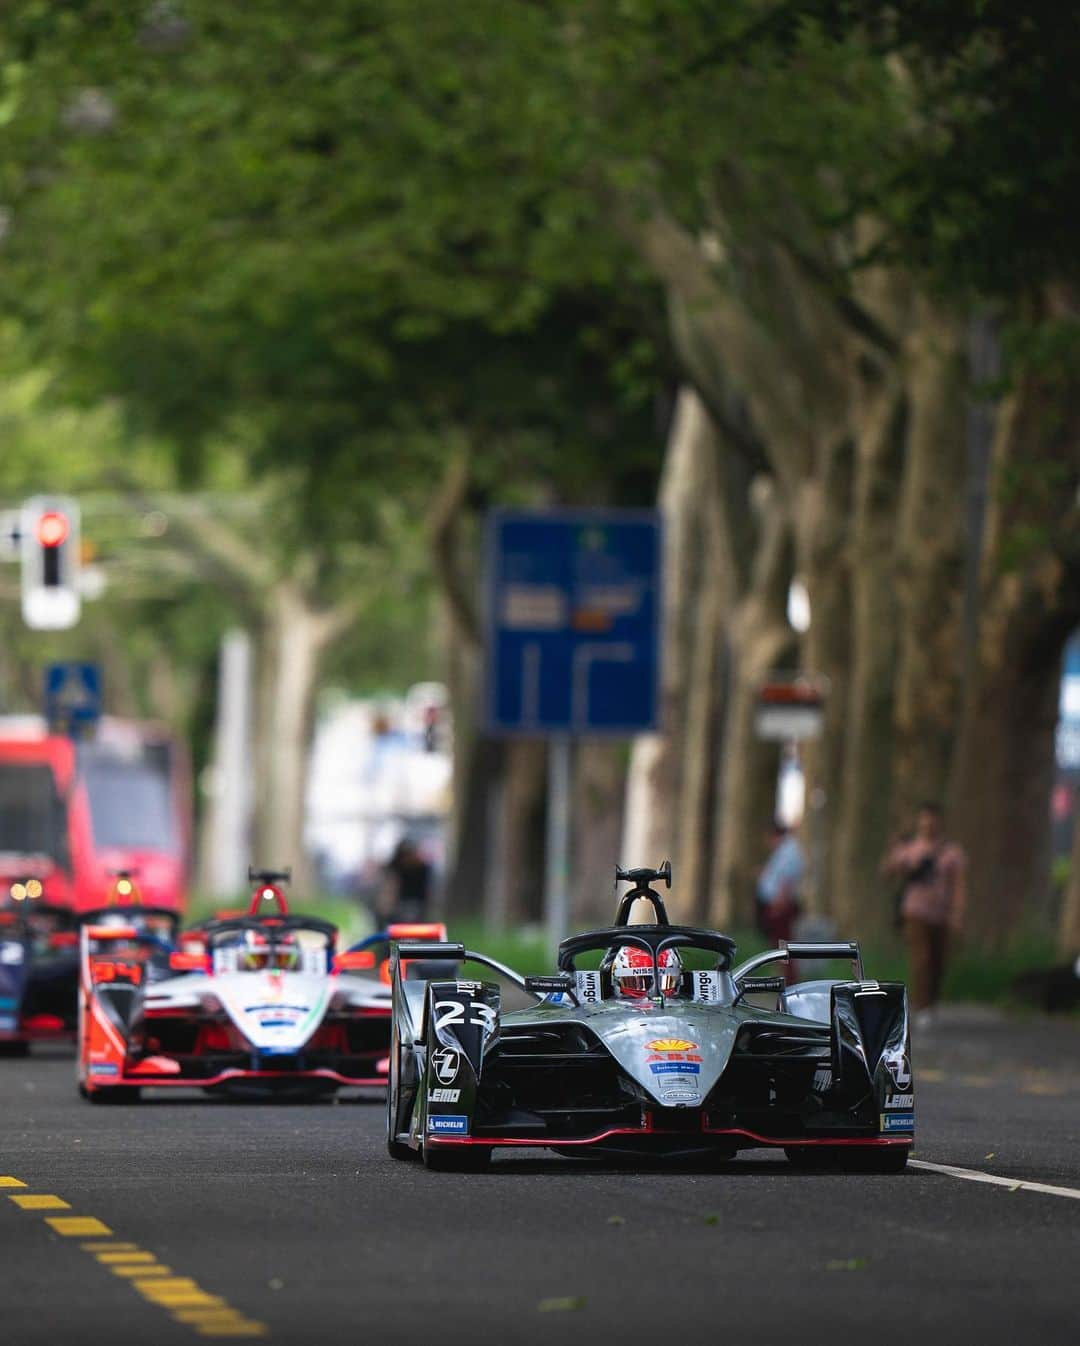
[387, 863, 914, 1170]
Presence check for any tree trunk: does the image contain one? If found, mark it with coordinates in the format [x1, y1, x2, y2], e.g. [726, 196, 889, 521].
[831, 375, 909, 937]
[484, 738, 547, 927]
[950, 343, 1080, 947]
[890, 301, 969, 829]
[426, 452, 492, 916]
[793, 443, 855, 911]
[1059, 807, 1080, 958]
[622, 387, 720, 873]
[951, 617, 1068, 947]
[710, 478, 797, 928]
[677, 571, 725, 925]
[573, 740, 627, 927]
[251, 584, 345, 894]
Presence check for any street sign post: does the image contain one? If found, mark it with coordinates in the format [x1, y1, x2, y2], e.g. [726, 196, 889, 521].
[755, 677, 826, 742]
[485, 509, 662, 948]
[485, 509, 661, 737]
[44, 662, 103, 738]
[0, 510, 21, 561]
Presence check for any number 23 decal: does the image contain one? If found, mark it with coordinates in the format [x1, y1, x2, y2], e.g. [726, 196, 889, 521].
[434, 999, 496, 1035]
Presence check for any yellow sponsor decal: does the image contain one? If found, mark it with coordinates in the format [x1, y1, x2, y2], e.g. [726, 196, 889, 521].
[645, 1038, 697, 1053]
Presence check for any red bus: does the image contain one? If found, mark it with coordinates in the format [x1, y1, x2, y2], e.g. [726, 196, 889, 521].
[0, 719, 190, 914]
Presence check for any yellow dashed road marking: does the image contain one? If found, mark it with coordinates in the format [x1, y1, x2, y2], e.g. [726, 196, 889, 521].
[175, 1311, 254, 1324]
[135, 1277, 209, 1294]
[7, 1186, 267, 1336]
[195, 1326, 267, 1338]
[45, 1216, 112, 1236]
[142, 1286, 224, 1308]
[144, 1291, 228, 1309]
[136, 1279, 229, 1309]
[9, 1194, 71, 1210]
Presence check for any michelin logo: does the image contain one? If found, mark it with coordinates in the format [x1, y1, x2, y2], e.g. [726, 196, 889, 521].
[427, 1114, 468, 1135]
[880, 1111, 915, 1133]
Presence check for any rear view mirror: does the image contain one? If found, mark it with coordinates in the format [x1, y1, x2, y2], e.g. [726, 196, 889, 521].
[334, 950, 376, 972]
[523, 974, 575, 995]
[734, 975, 786, 1004]
[169, 951, 207, 973]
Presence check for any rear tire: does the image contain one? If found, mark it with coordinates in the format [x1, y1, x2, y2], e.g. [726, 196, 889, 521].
[423, 1144, 492, 1172]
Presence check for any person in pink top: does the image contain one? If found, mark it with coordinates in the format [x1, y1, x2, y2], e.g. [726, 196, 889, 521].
[882, 802, 967, 1026]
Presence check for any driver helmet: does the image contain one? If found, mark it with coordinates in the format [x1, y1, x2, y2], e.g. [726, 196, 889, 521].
[240, 931, 299, 972]
[612, 945, 682, 998]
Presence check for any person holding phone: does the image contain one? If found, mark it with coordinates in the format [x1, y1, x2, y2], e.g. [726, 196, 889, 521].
[882, 802, 967, 1028]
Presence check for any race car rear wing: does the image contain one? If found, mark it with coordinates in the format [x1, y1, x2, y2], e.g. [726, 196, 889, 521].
[733, 940, 863, 983]
[394, 941, 529, 991]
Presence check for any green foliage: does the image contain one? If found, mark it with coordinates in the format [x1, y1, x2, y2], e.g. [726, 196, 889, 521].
[852, 1, 1080, 295]
[5, 1, 1071, 529]
[1, 0, 668, 549]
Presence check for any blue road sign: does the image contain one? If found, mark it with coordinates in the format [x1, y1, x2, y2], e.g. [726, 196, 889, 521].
[485, 509, 662, 736]
[44, 661, 102, 736]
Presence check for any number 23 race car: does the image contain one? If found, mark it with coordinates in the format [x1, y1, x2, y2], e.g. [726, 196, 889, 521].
[387, 863, 914, 1170]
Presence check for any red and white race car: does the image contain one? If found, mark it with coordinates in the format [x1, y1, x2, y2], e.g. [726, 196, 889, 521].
[77, 868, 446, 1101]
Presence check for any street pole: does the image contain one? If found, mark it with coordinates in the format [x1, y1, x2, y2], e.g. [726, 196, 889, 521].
[203, 629, 252, 897]
[544, 735, 573, 953]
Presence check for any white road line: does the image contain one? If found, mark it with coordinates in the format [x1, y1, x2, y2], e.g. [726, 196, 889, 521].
[910, 1159, 1080, 1201]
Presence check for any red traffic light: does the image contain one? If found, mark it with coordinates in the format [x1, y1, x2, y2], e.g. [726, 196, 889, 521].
[36, 511, 70, 549]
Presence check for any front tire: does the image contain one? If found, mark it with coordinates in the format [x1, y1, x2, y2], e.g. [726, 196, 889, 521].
[385, 1032, 415, 1161]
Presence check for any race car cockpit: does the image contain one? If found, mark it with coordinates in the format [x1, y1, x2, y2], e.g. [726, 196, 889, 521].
[204, 918, 337, 977]
[541, 863, 739, 1006]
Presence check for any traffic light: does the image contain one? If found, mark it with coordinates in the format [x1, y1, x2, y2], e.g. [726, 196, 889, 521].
[20, 495, 81, 630]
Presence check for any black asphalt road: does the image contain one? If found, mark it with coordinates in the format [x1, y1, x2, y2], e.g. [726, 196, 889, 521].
[2, 1011, 1078, 1346]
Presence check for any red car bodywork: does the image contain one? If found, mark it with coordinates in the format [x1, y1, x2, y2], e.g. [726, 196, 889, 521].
[78, 876, 447, 1099]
